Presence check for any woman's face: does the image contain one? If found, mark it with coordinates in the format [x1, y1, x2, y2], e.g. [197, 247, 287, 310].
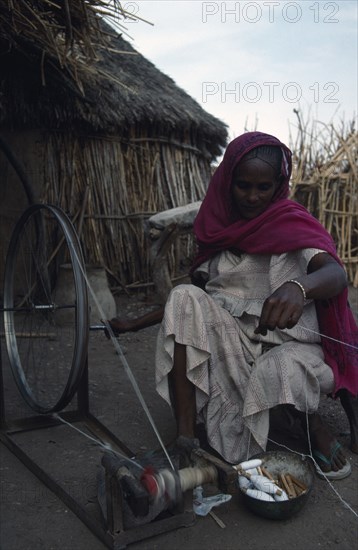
[231, 157, 281, 220]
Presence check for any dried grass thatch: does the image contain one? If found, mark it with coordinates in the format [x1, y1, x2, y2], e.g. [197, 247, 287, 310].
[0, 19, 227, 157]
[0, 1, 142, 93]
[289, 111, 358, 286]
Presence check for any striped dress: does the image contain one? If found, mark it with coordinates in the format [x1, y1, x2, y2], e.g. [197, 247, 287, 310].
[155, 248, 334, 464]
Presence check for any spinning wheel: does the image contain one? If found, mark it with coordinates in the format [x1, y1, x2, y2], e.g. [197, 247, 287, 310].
[0, 203, 195, 549]
[3, 203, 89, 413]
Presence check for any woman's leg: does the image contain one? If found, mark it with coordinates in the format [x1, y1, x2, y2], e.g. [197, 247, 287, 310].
[306, 412, 347, 471]
[285, 407, 348, 472]
[168, 345, 349, 472]
[338, 389, 358, 453]
[272, 405, 348, 472]
[156, 285, 257, 463]
[169, 342, 197, 439]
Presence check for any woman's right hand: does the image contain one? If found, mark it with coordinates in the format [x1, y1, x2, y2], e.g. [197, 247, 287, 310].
[103, 318, 135, 338]
[102, 307, 164, 338]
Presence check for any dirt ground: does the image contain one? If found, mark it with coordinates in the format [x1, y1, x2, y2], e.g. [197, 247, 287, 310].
[0, 286, 357, 550]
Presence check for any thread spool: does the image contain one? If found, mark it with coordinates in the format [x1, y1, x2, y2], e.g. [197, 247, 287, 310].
[141, 464, 218, 505]
[179, 465, 217, 492]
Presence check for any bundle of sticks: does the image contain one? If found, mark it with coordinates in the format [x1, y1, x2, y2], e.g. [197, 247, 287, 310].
[260, 466, 307, 499]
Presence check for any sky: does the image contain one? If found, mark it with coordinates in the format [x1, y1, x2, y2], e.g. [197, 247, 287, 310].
[114, 0, 357, 148]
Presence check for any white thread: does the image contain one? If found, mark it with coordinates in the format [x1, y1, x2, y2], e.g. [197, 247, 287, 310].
[246, 415, 253, 461]
[303, 362, 313, 460]
[70, 247, 175, 471]
[296, 323, 358, 350]
[159, 469, 177, 503]
[52, 413, 144, 471]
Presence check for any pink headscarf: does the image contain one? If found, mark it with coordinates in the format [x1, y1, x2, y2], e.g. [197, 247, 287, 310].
[192, 132, 358, 396]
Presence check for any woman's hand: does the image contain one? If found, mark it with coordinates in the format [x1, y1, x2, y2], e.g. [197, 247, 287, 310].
[254, 282, 305, 336]
[102, 307, 165, 338]
[103, 318, 136, 338]
[254, 252, 348, 336]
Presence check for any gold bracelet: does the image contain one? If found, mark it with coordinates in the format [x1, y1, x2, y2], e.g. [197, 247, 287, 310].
[287, 279, 307, 300]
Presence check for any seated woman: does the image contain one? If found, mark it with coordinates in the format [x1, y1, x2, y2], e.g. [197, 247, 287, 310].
[109, 131, 358, 479]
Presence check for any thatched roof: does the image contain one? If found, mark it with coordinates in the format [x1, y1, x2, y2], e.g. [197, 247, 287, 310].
[0, 1, 139, 83]
[0, 14, 227, 157]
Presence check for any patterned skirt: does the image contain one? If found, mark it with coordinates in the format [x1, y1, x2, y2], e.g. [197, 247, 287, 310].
[155, 284, 334, 464]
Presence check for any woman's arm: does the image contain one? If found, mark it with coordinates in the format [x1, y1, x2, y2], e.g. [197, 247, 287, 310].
[302, 251, 348, 299]
[255, 252, 348, 336]
[106, 307, 164, 335]
[106, 269, 208, 336]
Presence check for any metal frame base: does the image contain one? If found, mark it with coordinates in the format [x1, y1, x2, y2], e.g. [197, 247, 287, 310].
[0, 348, 195, 549]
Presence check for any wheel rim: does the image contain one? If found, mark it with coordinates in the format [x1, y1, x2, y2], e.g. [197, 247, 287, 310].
[3, 204, 89, 413]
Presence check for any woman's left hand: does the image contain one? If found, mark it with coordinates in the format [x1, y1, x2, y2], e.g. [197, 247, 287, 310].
[254, 282, 305, 336]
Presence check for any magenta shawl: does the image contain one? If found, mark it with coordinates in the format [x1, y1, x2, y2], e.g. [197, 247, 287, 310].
[192, 132, 358, 396]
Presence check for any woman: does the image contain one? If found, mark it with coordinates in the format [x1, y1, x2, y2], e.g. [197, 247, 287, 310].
[109, 132, 358, 479]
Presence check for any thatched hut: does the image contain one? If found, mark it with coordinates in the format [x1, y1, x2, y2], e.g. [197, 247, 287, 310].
[0, 22, 227, 292]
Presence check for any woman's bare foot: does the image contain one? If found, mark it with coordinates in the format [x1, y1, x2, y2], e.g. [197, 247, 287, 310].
[308, 413, 351, 478]
[338, 389, 358, 454]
